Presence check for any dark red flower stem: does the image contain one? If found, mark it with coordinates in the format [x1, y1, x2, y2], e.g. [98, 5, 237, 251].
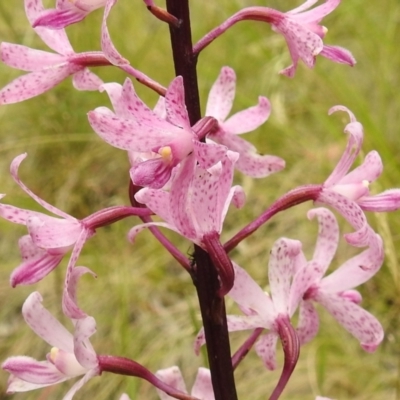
[165, 1, 238, 398]
[224, 184, 322, 253]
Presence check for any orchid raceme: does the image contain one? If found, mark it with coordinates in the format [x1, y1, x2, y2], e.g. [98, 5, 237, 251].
[2, 292, 100, 398]
[296, 208, 384, 351]
[0, 153, 151, 286]
[155, 366, 214, 400]
[89, 77, 222, 189]
[205, 66, 285, 177]
[193, 0, 355, 77]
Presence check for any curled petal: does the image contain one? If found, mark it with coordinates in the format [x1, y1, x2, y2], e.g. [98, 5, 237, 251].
[307, 208, 339, 269]
[316, 292, 384, 352]
[10, 154, 74, 219]
[101, 0, 129, 65]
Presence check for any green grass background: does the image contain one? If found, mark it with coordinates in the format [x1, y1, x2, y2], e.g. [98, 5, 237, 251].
[0, 0, 399, 399]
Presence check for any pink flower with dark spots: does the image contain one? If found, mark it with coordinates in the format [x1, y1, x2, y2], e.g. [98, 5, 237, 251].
[89, 77, 221, 189]
[293, 208, 384, 351]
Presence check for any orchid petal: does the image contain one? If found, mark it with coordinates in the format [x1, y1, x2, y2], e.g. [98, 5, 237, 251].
[229, 262, 275, 323]
[339, 151, 383, 185]
[289, 0, 340, 24]
[62, 229, 93, 319]
[0, 43, 66, 71]
[320, 45, 356, 66]
[254, 332, 279, 370]
[73, 318, 98, 369]
[11, 243, 64, 287]
[10, 154, 73, 219]
[324, 109, 364, 187]
[87, 111, 178, 151]
[0, 64, 81, 104]
[134, 188, 172, 224]
[164, 76, 190, 130]
[2, 357, 66, 386]
[205, 66, 236, 121]
[27, 215, 82, 248]
[25, 0, 74, 54]
[72, 68, 103, 91]
[296, 301, 319, 344]
[62, 266, 96, 320]
[320, 234, 384, 292]
[61, 368, 99, 400]
[307, 208, 339, 269]
[155, 366, 188, 399]
[358, 189, 400, 212]
[22, 292, 74, 352]
[101, 0, 129, 65]
[316, 292, 384, 352]
[209, 132, 285, 178]
[268, 238, 302, 314]
[191, 368, 214, 399]
[222, 96, 271, 134]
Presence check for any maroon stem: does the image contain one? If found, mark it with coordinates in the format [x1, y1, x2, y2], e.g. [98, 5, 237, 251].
[231, 328, 264, 370]
[165, 1, 237, 398]
[224, 184, 322, 253]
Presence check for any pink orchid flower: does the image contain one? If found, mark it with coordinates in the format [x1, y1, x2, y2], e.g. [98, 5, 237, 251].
[2, 292, 100, 399]
[194, 0, 355, 77]
[0, 0, 107, 104]
[156, 366, 214, 400]
[294, 208, 384, 352]
[0, 153, 151, 287]
[318, 106, 400, 246]
[88, 77, 220, 189]
[0, 154, 94, 286]
[195, 237, 305, 370]
[205, 66, 285, 177]
[267, 0, 356, 77]
[32, 0, 126, 66]
[129, 151, 245, 246]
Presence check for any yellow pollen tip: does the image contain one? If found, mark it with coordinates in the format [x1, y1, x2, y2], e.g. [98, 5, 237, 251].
[322, 26, 328, 35]
[159, 146, 172, 160]
[362, 180, 370, 188]
[50, 347, 60, 362]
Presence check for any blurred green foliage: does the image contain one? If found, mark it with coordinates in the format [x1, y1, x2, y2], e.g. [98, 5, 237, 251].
[0, 1, 399, 399]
